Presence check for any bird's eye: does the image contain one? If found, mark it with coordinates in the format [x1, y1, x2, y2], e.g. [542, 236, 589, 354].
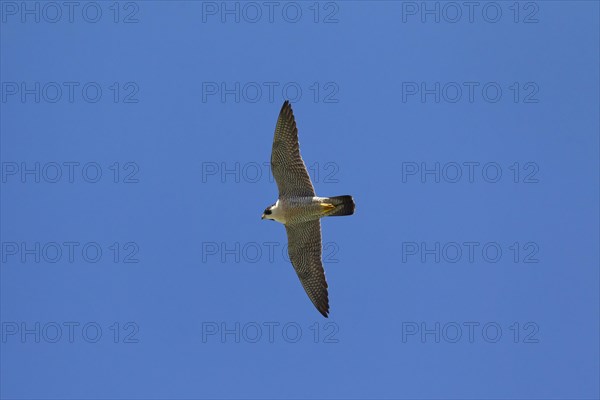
[264, 209, 272, 215]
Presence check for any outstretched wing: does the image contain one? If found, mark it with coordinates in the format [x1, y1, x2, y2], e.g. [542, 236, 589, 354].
[271, 101, 316, 198]
[285, 220, 329, 317]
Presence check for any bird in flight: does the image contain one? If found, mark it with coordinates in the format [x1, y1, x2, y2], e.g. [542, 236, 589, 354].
[262, 100, 355, 317]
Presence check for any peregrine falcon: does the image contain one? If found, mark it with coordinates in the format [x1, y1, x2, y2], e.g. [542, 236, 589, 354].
[262, 100, 355, 318]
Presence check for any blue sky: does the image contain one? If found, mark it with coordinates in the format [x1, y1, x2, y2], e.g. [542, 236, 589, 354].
[1, 1, 598, 399]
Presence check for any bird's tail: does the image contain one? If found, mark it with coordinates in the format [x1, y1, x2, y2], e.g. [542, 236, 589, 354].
[324, 195, 355, 217]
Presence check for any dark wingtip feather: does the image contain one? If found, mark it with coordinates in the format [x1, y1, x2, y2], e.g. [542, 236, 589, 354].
[319, 306, 329, 318]
[318, 295, 330, 318]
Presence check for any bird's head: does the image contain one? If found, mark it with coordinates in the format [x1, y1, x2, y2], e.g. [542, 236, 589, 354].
[261, 204, 275, 220]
